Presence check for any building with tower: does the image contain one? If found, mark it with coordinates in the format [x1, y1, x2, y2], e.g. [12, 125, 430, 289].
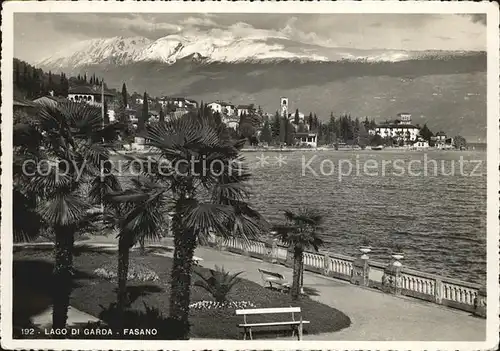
[397, 112, 412, 125]
[280, 97, 288, 118]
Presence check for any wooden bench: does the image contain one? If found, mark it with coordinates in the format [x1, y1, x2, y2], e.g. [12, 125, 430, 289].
[235, 307, 310, 340]
[258, 268, 290, 291]
[193, 256, 203, 266]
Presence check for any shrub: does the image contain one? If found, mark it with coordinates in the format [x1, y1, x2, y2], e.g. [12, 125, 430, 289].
[193, 266, 243, 303]
[97, 302, 189, 339]
[93, 263, 159, 282]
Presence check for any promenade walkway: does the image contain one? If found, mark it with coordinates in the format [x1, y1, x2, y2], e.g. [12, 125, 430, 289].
[191, 245, 485, 341]
[21, 238, 486, 341]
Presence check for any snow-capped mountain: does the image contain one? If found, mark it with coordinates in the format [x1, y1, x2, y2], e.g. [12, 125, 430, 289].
[37, 36, 152, 69]
[36, 34, 442, 69]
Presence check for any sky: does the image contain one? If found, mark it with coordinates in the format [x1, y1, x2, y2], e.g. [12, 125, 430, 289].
[14, 13, 486, 63]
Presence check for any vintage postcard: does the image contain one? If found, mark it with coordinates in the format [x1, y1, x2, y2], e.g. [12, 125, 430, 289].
[1, 1, 499, 350]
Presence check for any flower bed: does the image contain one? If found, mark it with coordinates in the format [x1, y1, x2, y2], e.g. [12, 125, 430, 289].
[93, 262, 160, 282]
[189, 300, 256, 310]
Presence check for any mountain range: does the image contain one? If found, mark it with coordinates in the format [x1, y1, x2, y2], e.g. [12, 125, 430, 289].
[35, 35, 487, 141]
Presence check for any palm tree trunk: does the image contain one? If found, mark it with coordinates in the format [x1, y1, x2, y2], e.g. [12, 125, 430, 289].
[300, 259, 304, 294]
[117, 237, 130, 312]
[52, 225, 74, 329]
[169, 211, 196, 339]
[291, 248, 302, 300]
[139, 237, 146, 255]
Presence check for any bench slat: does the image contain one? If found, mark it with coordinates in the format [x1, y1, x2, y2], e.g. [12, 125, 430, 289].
[239, 321, 310, 327]
[236, 307, 301, 315]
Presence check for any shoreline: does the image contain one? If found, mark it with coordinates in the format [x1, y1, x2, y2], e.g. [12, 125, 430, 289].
[110, 147, 480, 155]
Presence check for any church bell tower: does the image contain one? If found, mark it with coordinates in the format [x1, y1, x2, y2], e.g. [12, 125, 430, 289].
[280, 97, 289, 119]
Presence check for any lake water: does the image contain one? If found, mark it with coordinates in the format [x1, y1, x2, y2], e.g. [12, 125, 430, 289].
[113, 149, 487, 284]
[243, 150, 487, 284]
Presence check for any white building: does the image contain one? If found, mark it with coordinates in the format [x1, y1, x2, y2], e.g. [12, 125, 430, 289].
[413, 140, 430, 148]
[207, 101, 223, 113]
[67, 85, 114, 107]
[397, 112, 412, 125]
[375, 124, 420, 142]
[237, 104, 253, 117]
[208, 101, 236, 116]
[222, 116, 239, 129]
[159, 97, 198, 110]
[294, 132, 318, 148]
[375, 113, 420, 142]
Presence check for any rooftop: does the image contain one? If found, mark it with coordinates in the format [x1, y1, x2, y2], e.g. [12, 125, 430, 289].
[376, 123, 419, 129]
[68, 85, 114, 96]
[14, 99, 37, 108]
[33, 95, 68, 104]
[294, 132, 317, 137]
[208, 101, 234, 107]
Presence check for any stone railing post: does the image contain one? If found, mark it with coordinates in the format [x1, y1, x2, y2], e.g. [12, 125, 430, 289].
[263, 238, 273, 263]
[323, 252, 330, 275]
[434, 278, 444, 304]
[242, 239, 250, 256]
[382, 252, 403, 295]
[474, 285, 487, 318]
[350, 246, 371, 286]
[215, 235, 225, 251]
[271, 239, 278, 264]
[285, 245, 294, 268]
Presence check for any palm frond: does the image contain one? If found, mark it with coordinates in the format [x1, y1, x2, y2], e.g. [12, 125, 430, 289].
[88, 174, 122, 205]
[275, 208, 325, 252]
[114, 189, 168, 246]
[37, 193, 92, 227]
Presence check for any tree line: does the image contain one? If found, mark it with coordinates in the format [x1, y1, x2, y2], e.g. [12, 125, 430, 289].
[14, 58, 114, 100]
[259, 111, 377, 148]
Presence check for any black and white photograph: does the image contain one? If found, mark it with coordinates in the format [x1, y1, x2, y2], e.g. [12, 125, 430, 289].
[2, 1, 499, 349]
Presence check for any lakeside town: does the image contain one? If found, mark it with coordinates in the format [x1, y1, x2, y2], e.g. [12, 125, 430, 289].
[14, 59, 470, 153]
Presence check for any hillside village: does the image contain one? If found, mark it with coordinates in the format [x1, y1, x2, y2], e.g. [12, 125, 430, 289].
[13, 58, 467, 150]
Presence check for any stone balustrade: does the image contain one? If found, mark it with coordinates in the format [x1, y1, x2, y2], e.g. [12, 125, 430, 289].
[205, 234, 486, 317]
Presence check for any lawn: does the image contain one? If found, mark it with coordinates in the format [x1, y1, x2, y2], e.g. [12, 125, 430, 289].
[13, 246, 351, 339]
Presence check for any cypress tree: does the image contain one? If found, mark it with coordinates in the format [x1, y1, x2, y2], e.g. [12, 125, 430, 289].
[121, 83, 128, 108]
[103, 99, 109, 125]
[294, 108, 300, 125]
[260, 120, 272, 144]
[159, 106, 165, 123]
[48, 71, 53, 93]
[139, 91, 148, 132]
[271, 111, 281, 139]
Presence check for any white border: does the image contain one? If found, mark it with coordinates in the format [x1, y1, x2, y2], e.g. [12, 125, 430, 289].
[2, 1, 499, 350]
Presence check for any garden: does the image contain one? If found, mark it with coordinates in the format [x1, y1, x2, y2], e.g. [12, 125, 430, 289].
[14, 101, 351, 340]
[13, 246, 351, 339]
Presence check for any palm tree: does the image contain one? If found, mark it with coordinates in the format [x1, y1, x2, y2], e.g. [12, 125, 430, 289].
[13, 102, 122, 328]
[274, 208, 324, 300]
[118, 114, 268, 338]
[104, 178, 168, 313]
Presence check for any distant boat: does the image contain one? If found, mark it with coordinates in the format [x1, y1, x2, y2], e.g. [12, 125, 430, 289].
[372, 145, 384, 151]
